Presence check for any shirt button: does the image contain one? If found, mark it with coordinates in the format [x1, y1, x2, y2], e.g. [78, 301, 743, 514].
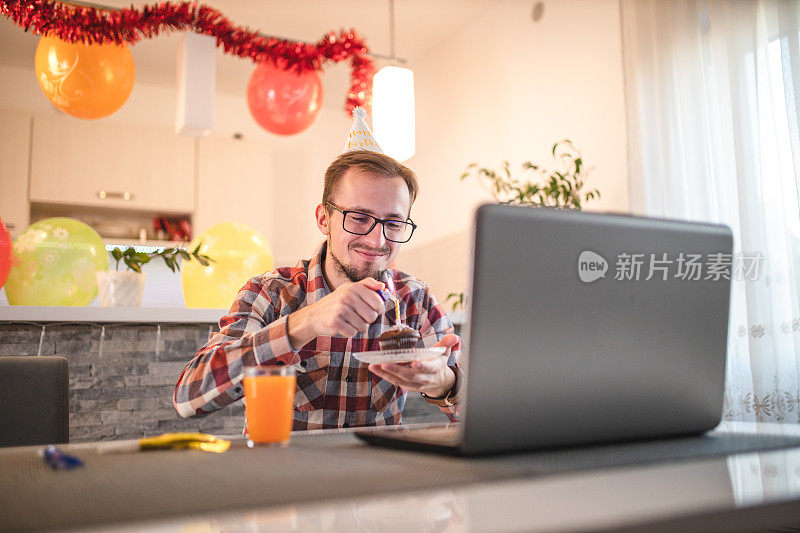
[300, 360, 307, 367]
[345, 376, 352, 382]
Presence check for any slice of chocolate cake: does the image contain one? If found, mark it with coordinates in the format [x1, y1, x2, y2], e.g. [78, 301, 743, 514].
[378, 325, 420, 351]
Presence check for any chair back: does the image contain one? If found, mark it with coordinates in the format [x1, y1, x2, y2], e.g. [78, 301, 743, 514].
[0, 356, 69, 447]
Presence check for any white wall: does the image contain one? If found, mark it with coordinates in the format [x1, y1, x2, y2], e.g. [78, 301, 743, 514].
[396, 0, 629, 301]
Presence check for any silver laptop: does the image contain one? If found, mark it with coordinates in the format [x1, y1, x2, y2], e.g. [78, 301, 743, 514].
[357, 204, 733, 455]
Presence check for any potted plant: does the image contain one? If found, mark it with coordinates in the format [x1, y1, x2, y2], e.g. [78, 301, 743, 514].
[96, 244, 212, 307]
[447, 139, 600, 310]
[460, 139, 600, 209]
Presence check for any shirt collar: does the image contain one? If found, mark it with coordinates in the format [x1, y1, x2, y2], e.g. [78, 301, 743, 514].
[305, 241, 331, 305]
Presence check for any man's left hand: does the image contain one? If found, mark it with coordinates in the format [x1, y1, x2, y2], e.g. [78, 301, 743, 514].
[368, 333, 460, 397]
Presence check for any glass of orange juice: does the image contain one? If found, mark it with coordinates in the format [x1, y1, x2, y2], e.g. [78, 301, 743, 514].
[243, 366, 296, 447]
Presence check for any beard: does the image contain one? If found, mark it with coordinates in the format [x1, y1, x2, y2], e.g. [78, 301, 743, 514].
[327, 235, 387, 282]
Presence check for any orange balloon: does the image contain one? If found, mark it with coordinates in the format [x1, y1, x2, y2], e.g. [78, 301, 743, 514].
[34, 36, 135, 119]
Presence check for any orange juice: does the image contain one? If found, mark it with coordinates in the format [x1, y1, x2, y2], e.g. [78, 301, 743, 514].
[243, 368, 296, 445]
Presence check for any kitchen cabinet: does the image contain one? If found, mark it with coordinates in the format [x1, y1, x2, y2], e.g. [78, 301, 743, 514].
[29, 115, 194, 213]
[0, 111, 31, 237]
[195, 136, 272, 240]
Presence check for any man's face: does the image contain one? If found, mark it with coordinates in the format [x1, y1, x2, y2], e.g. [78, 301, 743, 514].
[319, 169, 412, 282]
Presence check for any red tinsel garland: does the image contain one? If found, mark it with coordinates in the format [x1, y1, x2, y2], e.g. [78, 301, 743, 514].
[0, 0, 374, 113]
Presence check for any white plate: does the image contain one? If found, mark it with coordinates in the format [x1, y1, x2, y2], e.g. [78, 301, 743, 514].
[352, 346, 447, 365]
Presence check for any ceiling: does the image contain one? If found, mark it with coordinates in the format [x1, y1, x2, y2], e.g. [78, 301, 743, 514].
[0, 0, 495, 109]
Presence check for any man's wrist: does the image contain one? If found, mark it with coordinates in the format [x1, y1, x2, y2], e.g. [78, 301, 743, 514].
[423, 366, 456, 399]
[287, 307, 315, 350]
[421, 363, 462, 407]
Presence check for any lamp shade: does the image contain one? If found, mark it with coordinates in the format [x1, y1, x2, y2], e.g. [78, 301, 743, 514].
[175, 33, 216, 137]
[372, 66, 415, 162]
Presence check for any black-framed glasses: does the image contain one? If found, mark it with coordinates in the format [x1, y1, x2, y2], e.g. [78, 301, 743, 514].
[325, 202, 417, 243]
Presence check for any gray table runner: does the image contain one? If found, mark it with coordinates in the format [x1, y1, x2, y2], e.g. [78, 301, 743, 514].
[3, 430, 800, 532]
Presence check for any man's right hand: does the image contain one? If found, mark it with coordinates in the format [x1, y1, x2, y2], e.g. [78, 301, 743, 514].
[287, 277, 386, 349]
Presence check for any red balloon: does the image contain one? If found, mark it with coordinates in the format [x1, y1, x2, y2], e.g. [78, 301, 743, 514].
[247, 63, 323, 135]
[0, 218, 12, 290]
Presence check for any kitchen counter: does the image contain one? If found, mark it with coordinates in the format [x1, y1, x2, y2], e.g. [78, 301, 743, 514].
[0, 306, 467, 325]
[0, 305, 227, 323]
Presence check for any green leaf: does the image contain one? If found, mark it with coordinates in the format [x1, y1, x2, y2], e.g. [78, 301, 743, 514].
[111, 248, 123, 261]
[460, 140, 596, 211]
[445, 291, 465, 311]
[123, 258, 142, 273]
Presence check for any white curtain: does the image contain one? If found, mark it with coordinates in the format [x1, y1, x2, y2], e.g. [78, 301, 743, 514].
[621, 0, 800, 422]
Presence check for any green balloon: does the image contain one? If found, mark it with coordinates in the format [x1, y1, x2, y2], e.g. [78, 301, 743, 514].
[5, 218, 108, 306]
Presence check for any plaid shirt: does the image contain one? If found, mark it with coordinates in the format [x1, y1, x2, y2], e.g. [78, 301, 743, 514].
[174, 241, 461, 430]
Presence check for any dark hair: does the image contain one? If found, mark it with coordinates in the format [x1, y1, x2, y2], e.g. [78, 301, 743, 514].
[322, 150, 418, 212]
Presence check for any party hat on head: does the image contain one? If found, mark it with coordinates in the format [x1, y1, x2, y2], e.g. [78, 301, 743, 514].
[343, 107, 383, 154]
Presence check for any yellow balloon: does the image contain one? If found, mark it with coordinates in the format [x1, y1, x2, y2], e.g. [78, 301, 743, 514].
[182, 223, 274, 308]
[6, 218, 108, 306]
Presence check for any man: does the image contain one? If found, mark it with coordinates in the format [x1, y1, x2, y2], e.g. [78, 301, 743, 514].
[173, 149, 462, 429]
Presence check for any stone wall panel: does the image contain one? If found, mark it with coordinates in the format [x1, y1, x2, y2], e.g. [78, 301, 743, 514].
[0, 322, 447, 442]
